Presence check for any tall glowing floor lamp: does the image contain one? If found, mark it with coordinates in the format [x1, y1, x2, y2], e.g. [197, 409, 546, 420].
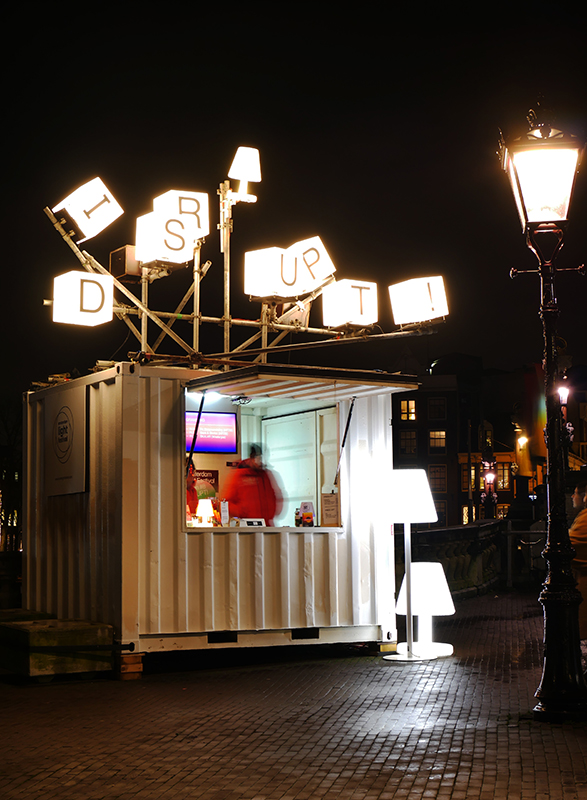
[384, 469, 446, 662]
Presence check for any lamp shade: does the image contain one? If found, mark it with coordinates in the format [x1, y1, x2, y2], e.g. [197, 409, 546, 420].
[388, 469, 437, 524]
[501, 125, 583, 232]
[194, 498, 214, 526]
[228, 147, 261, 183]
[395, 562, 455, 616]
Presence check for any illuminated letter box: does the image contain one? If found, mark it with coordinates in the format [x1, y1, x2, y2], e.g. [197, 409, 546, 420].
[136, 190, 209, 264]
[388, 276, 448, 325]
[52, 178, 123, 243]
[322, 279, 378, 327]
[244, 236, 336, 297]
[53, 270, 114, 327]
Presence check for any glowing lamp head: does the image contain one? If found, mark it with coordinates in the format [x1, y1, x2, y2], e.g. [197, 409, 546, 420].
[395, 562, 455, 617]
[558, 385, 570, 405]
[228, 146, 261, 198]
[388, 469, 437, 524]
[500, 111, 583, 232]
[194, 498, 215, 526]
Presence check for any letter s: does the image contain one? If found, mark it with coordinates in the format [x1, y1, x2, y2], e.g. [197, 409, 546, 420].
[164, 219, 185, 251]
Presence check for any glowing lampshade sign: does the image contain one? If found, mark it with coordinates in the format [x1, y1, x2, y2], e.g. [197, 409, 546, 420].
[388, 276, 448, 325]
[49, 176, 450, 334]
[244, 236, 336, 297]
[245, 237, 447, 330]
[136, 190, 210, 264]
[228, 146, 261, 201]
[52, 177, 123, 243]
[322, 279, 378, 327]
[53, 271, 114, 327]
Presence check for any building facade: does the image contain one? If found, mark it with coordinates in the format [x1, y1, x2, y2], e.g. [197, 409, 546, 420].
[391, 354, 549, 527]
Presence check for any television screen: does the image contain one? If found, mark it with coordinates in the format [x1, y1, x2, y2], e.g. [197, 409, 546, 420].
[185, 411, 238, 454]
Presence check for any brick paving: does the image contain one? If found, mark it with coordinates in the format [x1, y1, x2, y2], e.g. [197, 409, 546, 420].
[2, 587, 587, 799]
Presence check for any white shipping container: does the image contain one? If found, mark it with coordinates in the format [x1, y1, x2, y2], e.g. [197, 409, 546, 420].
[24, 362, 417, 653]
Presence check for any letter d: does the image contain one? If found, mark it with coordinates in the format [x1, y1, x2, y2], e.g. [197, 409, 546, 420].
[80, 279, 105, 313]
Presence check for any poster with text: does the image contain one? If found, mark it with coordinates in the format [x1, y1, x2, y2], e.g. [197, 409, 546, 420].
[44, 385, 86, 496]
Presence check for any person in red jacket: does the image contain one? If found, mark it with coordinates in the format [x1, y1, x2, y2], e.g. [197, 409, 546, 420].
[223, 444, 283, 526]
[186, 461, 199, 518]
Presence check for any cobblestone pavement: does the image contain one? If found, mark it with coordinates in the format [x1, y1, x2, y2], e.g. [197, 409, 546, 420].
[2, 587, 587, 799]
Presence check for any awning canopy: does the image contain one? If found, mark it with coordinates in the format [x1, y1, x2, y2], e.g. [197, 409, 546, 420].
[185, 363, 419, 408]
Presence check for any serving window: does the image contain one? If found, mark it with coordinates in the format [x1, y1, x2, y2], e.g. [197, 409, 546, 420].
[183, 388, 340, 529]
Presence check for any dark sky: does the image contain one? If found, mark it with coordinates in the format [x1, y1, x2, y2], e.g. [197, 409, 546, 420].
[3, 8, 587, 396]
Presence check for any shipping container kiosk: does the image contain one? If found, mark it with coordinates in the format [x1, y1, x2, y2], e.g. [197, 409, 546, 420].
[24, 361, 418, 654]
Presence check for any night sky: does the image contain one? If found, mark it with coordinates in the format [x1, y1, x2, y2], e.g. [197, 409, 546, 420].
[3, 9, 587, 399]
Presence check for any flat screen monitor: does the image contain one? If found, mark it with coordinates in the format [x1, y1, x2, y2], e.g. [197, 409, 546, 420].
[185, 411, 238, 454]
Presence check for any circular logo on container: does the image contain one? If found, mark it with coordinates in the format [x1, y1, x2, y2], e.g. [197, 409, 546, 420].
[53, 406, 74, 463]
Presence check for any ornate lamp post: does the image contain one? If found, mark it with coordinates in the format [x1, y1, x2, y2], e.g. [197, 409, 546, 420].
[500, 108, 586, 720]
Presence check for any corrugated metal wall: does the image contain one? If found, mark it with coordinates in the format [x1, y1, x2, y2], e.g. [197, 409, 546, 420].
[25, 370, 126, 629]
[338, 394, 396, 642]
[179, 528, 343, 633]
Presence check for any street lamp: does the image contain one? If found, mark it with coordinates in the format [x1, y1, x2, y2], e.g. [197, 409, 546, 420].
[558, 381, 570, 409]
[482, 466, 497, 520]
[500, 107, 586, 720]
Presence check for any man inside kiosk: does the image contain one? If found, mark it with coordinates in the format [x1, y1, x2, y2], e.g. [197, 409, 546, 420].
[222, 444, 283, 526]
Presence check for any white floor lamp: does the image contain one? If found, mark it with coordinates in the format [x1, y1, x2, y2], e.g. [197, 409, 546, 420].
[383, 469, 441, 663]
[394, 562, 455, 658]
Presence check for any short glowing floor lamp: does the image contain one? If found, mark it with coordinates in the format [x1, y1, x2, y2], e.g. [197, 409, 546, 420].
[384, 469, 440, 662]
[394, 562, 455, 658]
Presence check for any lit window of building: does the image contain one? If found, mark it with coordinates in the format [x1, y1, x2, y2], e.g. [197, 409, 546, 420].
[429, 430, 446, 453]
[400, 399, 416, 421]
[462, 505, 476, 524]
[497, 463, 510, 490]
[461, 464, 478, 492]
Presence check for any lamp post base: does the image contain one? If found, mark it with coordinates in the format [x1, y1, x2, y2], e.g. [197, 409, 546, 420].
[533, 587, 587, 722]
[395, 640, 453, 658]
[533, 699, 587, 723]
[383, 651, 437, 663]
